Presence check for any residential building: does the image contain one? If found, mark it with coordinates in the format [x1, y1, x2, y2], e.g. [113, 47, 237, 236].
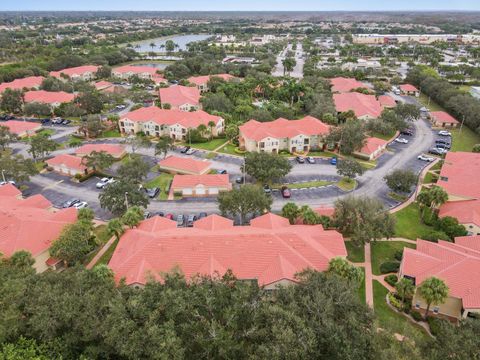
[23, 90, 75, 108]
[2, 120, 41, 137]
[94, 81, 115, 92]
[0, 76, 45, 94]
[239, 116, 330, 153]
[0, 183, 77, 272]
[333, 92, 384, 119]
[50, 65, 99, 81]
[378, 95, 396, 108]
[429, 111, 460, 128]
[354, 136, 388, 160]
[112, 65, 166, 83]
[74, 143, 127, 159]
[399, 84, 420, 97]
[171, 174, 231, 197]
[46, 154, 92, 176]
[341, 59, 382, 72]
[330, 77, 368, 93]
[159, 155, 211, 175]
[108, 212, 347, 288]
[187, 74, 235, 92]
[159, 85, 201, 111]
[439, 199, 480, 235]
[399, 238, 480, 320]
[119, 107, 224, 140]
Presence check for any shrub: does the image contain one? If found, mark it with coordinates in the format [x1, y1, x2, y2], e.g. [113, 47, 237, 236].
[427, 316, 446, 336]
[394, 250, 403, 261]
[421, 229, 450, 242]
[472, 144, 480, 153]
[411, 310, 423, 322]
[385, 274, 398, 287]
[388, 292, 403, 311]
[421, 207, 438, 226]
[380, 261, 400, 274]
[234, 147, 247, 154]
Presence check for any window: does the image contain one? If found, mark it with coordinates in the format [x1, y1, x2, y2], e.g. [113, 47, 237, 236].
[260, 142, 265, 148]
[304, 139, 309, 145]
[440, 176, 448, 181]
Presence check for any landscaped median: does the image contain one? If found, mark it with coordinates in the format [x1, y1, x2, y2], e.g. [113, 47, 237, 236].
[272, 179, 333, 190]
[145, 172, 174, 200]
[336, 178, 357, 191]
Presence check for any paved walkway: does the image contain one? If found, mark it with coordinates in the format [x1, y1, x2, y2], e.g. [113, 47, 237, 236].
[364, 243, 374, 308]
[86, 235, 116, 269]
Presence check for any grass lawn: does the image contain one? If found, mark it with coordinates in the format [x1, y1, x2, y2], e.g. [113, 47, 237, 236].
[182, 138, 227, 151]
[218, 143, 244, 157]
[305, 150, 338, 158]
[388, 192, 408, 202]
[274, 180, 333, 189]
[393, 202, 433, 240]
[95, 238, 119, 266]
[423, 172, 438, 184]
[370, 131, 396, 141]
[430, 160, 443, 171]
[418, 93, 444, 112]
[35, 129, 55, 137]
[337, 178, 357, 191]
[101, 129, 121, 138]
[145, 172, 174, 200]
[345, 241, 365, 263]
[373, 280, 429, 342]
[34, 161, 46, 172]
[457, 85, 471, 93]
[371, 241, 416, 275]
[83, 225, 112, 265]
[358, 268, 366, 305]
[449, 127, 480, 152]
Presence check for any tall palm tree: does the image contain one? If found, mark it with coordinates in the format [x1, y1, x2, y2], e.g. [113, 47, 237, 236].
[418, 276, 449, 320]
[107, 218, 124, 242]
[396, 278, 415, 308]
[149, 42, 156, 52]
[207, 120, 216, 140]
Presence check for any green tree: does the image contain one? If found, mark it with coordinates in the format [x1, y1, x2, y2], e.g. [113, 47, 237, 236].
[436, 216, 467, 239]
[300, 205, 322, 225]
[418, 276, 449, 320]
[23, 102, 52, 117]
[75, 90, 104, 114]
[82, 150, 114, 171]
[282, 57, 296, 75]
[225, 124, 239, 142]
[395, 278, 415, 307]
[28, 133, 57, 161]
[49, 221, 94, 266]
[117, 154, 150, 184]
[472, 144, 480, 153]
[0, 125, 18, 151]
[0, 337, 49, 360]
[0, 152, 38, 182]
[218, 185, 272, 225]
[165, 40, 176, 53]
[336, 159, 364, 180]
[77, 207, 95, 224]
[328, 257, 364, 285]
[7, 251, 35, 271]
[0, 89, 23, 114]
[417, 186, 448, 211]
[384, 169, 417, 193]
[244, 152, 292, 184]
[121, 206, 144, 228]
[124, 134, 151, 154]
[154, 136, 175, 158]
[326, 120, 366, 155]
[79, 115, 105, 138]
[281, 202, 300, 224]
[96, 65, 112, 79]
[99, 180, 149, 216]
[106, 218, 124, 241]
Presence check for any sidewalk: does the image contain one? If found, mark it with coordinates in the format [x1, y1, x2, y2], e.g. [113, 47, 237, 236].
[86, 235, 116, 269]
[364, 243, 374, 308]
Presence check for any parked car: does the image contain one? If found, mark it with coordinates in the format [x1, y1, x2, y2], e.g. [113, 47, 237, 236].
[61, 119, 71, 125]
[145, 187, 160, 198]
[296, 156, 305, 164]
[436, 142, 451, 150]
[143, 211, 152, 219]
[330, 157, 337, 165]
[62, 198, 80, 208]
[176, 214, 185, 227]
[156, 211, 165, 217]
[0, 180, 16, 187]
[216, 169, 227, 174]
[51, 117, 63, 124]
[395, 138, 409, 144]
[281, 186, 291, 198]
[438, 130, 452, 137]
[199, 212, 207, 219]
[96, 177, 115, 189]
[73, 201, 88, 209]
[306, 156, 315, 164]
[435, 138, 451, 145]
[165, 213, 174, 220]
[417, 154, 435, 162]
[186, 214, 197, 227]
[400, 129, 414, 136]
[263, 184, 272, 195]
[186, 148, 197, 155]
[41, 118, 50, 124]
[428, 148, 446, 156]
[180, 146, 190, 154]
[235, 176, 243, 184]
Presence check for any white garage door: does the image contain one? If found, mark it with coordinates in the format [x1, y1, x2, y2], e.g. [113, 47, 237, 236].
[183, 188, 193, 195]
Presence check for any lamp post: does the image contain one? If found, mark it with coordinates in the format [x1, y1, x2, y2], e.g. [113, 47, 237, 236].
[125, 192, 129, 210]
[1, 170, 5, 183]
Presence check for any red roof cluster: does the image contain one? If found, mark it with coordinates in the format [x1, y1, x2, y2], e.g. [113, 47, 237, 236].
[171, 174, 230, 189]
[188, 74, 235, 86]
[108, 213, 347, 286]
[159, 155, 211, 175]
[239, 116, 330, 142]
[94, 81, 114, 91]
[0, 184, 77, 257]
[401, 238, 480, 309]
[430, 111, 459, 125]
[359, 136, 388, 156]
[2, 120, 41, 135]
[437, 152, 480, 200]
[159, 85, 200, 107]
[330, 77, 368, 93]
[0, 76, 45, 93]
[24, 90, 74, 105]
[74, 143, 126, 157]
[114, 65, 158, 76]
[50, 65, 99, 79]
[46, 154, 88, 172]
[333, 92, 383, 118]
[121, 107, 222, 128]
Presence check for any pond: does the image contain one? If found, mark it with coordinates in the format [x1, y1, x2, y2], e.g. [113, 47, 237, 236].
[128, 34, 212, 53]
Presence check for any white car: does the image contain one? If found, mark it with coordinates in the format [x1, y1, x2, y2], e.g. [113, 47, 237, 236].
[96, 177, 115, 189]
[395, 138, 409, 144]
[185, 148, 197, 155]
[438, 130, 452, 137]
[417, 154, 435, 162]
[0, 180, 16, 186]
[73, 201, 88, 209]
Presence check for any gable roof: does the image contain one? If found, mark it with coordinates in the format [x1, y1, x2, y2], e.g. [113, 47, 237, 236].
[2, 120, 41, 135]
[113, 65, 158, 75]
[46, 154, 88, 171]
[239, 116, 330, 142]
[437, 152, 480, 200]
[159, 85, 200, 107]
[74, 143, 126, 157]
[430, 111, 459, 124]
[121, 107, 222, 128]
[400, 84, 419, 92]
[359, 137, 388, 155]
[401, 239, 480, 309]
[50, 65, 99, 78]
[94, 81, 113, 91]
[24, 90, 74, 104]
[0, 76, 45, 93]
[333, 92, 383, 118]
[171, 174, 231, 189]
[188, 74, 235, 86]
[158, 155, 211, 175]
[439, 199, 480, 227]
[378, 95, 396, 107]
[108, 212, 347, 286]
[330, 77, 368, 93]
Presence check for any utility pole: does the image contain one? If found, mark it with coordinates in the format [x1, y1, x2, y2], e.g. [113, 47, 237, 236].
[459, 115, 465, 134]
[125, 192, 129, 210]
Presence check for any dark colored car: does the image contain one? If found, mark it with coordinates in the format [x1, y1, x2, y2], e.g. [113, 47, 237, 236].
[436, 142, 451, 150]
[435, 139, 451, 145]
[216, 169, 227, 174]
[186, 214, 197, 227]
[180, 146, 190, 154]
[330, 157, 337, 165]
[41, 118, 50, 124]
[401, 129, 414, 136]
[145, 187, 160, 198]
[428, 148, 444, 156]
[156, 211, 165, 217]
[177, 214, 185, 227]
[62, 199, 80, 208]
[199, 212, 207, 219]
[281, 186, 291, 198]
[296, 156, 305, 164]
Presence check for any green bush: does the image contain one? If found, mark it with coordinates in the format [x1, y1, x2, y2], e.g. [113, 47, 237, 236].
[385, 274, 398, 287]
[472, 144, 480, 153]
[234, 147, 247, 154]
[388, 292, 403, 311]
[427, 316, 446, 336]
[421, 207, 438, 226]
[421, 229, 450, 242]
[411, 310, 423, 322]
[394, 250, 403, 261]
[379, 261, 400, 274]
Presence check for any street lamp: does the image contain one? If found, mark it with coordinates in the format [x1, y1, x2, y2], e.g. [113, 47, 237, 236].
[1, 170, 5, 183]
[125, 192, 129, 210]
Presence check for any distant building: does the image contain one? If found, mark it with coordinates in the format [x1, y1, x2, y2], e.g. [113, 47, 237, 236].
[187, 74, 235, 92]
[158, 156, 211, 175]
[50, 65, 99, 82]
[429, 111, 460, 128]
[159, 85, 201, 111]
[0, 76, 45, 94]
[353, 34, 480, 45]
[112, 65, 166, 83]
[2, 120, 41, 137]
[24, 90, 75, 108]
[330, 77, 369, 93]
[171, 174, 231, 197]
[399, 84, 420, 97]
[354, 136, 388, 160]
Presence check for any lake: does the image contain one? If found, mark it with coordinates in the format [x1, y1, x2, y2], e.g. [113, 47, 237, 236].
[128, 34, 212, 53]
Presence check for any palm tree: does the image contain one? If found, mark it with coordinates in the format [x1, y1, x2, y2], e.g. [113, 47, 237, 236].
[149, 42, 156, 52]
[207, 120, 216, 140]
[395, 278, 415, 308]
[197, 124, 207, 138]
[107, 218, 124, 242]
[418, 276, 449, 320]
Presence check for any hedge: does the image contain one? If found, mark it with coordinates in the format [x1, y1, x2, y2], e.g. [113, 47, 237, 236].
[379, 261, 400, 274]
[385, 274, 398, 287]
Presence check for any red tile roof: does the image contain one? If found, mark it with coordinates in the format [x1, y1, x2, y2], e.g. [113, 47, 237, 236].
[108, 213, 347, 286]
[239, 116, 330, 142]
[437, 152, 480, 200]
[171, 174, 231, 189]
[378, 95, 396, 107]
[0, 188, 77, 257]
[430, 111, 459, 124]
[188, 74, 235, 86]
[46, 154, 88, 172]
[94, 81, 113, 91]
[330, 77, 368, 93]
[114, 65, 158, 76]
[50, 65, 99, 78]
[439, 199, 480, 227]
[121, 107, 222, 128]
[455, 235, 480, 253]
[74, 143, 126, 157]
[0, 76, 45, 93]
[401, 239, 480, 309]
[2, 120, 41, 135]
[159, 85, 200, 107]
[158, 155, 211, 175]
[0, 184, 21, 197]
[24, 90, 74, 105]
[333, 92, 383, 118]
[400, 84, 419, 92]
[359, 137, 388, 156]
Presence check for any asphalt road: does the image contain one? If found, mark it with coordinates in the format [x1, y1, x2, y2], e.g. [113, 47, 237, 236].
[272, 43, 304, 78]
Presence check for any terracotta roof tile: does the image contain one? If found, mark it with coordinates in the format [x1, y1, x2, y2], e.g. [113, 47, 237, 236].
[188, 74, 235, 86]
[437, 152, 480, 200]
[2, 120, 41, 135]
[171, 174, 230, 189]
[359, 137, 388, 155]
[333, 92, 383, 118]
[24, 90, 74, 104]
[75, 143, 126, 157]
[430, 111, 459, 124]
[158, 155, 211, 175]
[46, 154, 88, 171]
[330, 77, 368, 93]
[0, 76, 45, 93]
[50, 65, 99, 78]
[159, 85, 200, 107]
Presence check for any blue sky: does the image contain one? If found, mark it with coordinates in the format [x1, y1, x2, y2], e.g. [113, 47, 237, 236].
[1, 0, 479, 11]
